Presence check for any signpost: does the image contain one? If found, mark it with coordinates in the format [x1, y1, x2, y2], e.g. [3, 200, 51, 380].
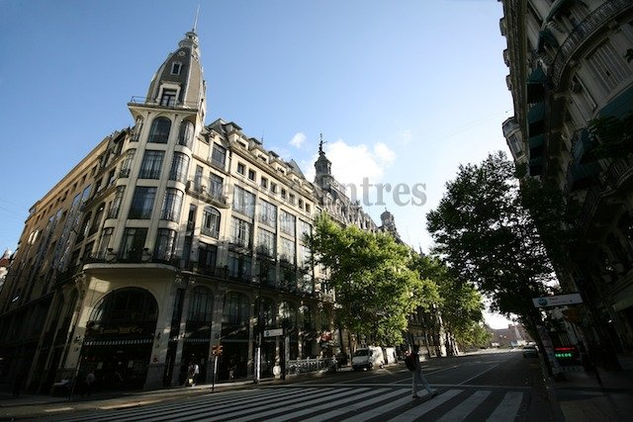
[532, 293, 583, 308]
[211, 344, 223, 392]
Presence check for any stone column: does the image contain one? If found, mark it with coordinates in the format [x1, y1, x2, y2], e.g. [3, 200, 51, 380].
[171, 286, 192, 386]
[206, 288, 225, 382]
[144, 282, 176, 390]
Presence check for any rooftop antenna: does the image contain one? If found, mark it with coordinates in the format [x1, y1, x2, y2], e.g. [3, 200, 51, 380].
[192, 4, 200, 32]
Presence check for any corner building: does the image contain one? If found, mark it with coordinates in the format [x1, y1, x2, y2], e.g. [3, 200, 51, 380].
[0, 30, 378, 392]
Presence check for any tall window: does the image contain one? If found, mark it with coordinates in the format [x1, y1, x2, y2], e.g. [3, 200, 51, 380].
[129, 187, 156, 219]
[198, 243, 217, 273]
[211, 144, 226, 169]
[209, 174, 223, 199]
[587, 40, 629, 94]
[280, 210, 295, 236]
[188, 286, 213, 323]
[280, 237, 295, 263]
[258, 199, 277, 228]
[257, 229, 276, 257]
[89, 203, 105, 235]
[107, 186, 125, 219]
[231, 217, 252, 247]
[194, 165, 203, 189]
[169, 152, 190, 183]
[161, 188, 183, 221]
[139, 150, 164, 179]
[154, 229, 177, 262]
[223, 292, 250, 325]
[233, 186, 255, 218]
[119, 228, 148, 261]
[227, 253, 252, 281]
[160, 89, 177, 107]
[298, 220, 312, 242]
[96, 227, 113, 259]
[119, 149, 135, 178]
[148, 117, 171, 143]
[202, 207, 220, 238]
[178, 120, 194, 148]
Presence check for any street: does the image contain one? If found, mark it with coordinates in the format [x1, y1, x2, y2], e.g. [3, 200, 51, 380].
[33, 350, 555, 421]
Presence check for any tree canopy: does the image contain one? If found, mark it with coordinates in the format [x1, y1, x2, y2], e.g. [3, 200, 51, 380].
[426, 151, 556, 331]
[308, 214, 438, 345]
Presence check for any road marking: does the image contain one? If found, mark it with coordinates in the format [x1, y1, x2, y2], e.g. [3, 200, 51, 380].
[386, 389, 463, 422]
[271, 388, 395, 422]
[436, 390, 490, 421]
[487, 391, 524, 422]
[459, 362, 503, 385]
[340, 390, 420, 422]
[210, 388, 370, 422]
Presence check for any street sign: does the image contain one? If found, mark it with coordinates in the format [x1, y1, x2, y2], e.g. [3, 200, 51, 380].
[532, 293, 583, 308]
[264, 328, 283, 337]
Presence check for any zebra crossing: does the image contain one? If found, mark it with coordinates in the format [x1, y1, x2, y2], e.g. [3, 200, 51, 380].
[40, 385, 527, 422]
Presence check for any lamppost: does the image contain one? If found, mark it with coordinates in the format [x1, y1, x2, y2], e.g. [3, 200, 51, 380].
[254, 262, 264, 384]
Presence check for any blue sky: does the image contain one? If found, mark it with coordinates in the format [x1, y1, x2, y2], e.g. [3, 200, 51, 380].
[0, 0, 514, 327]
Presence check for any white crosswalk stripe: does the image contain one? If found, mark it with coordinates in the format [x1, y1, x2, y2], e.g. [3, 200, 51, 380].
[42, 386, 527, 422]
[486, 391, 524, 422]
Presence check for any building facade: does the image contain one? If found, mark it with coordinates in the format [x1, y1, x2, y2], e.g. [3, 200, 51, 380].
[500, 0, 633, 354]
[0, 30, 386, 393]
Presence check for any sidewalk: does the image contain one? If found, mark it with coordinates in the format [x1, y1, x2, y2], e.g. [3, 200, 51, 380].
[0, 367, 347, 420]
[550, 354, 633, 422]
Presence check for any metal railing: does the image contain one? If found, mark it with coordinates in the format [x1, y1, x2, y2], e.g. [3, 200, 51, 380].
[129, 96, 200, 109]
[549, 0, 632, 87]
[287, 357, 336, 375]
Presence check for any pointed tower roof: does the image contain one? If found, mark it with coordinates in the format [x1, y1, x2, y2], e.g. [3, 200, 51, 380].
[145, 28, 206, 110]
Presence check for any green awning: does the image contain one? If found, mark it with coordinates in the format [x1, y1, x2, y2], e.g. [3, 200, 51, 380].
[598, 85, 633, 119]
[527, 103, 545, 123]
[527, 67, 546, 84]
[528, 134, 545, 150]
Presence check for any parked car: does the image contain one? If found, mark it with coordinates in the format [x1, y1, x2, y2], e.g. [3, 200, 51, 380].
[352, 346, 385, 371]
[522, 345, 538, 358]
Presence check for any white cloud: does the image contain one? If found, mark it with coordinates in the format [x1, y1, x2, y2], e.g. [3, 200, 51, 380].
[300, 139, 396, 186]
[289, 132, 306, 148]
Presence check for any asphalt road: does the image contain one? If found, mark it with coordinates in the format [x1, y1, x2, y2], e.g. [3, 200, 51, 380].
[31, 349, 556, 421]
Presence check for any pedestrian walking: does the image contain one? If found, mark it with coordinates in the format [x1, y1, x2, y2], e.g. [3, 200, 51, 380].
[405, 349, 436, 399]
[84, 371, 95, 396]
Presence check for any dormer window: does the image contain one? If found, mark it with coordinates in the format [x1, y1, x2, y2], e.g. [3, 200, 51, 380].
[171, 62, 182, 75]
[160, 89, 177, 107]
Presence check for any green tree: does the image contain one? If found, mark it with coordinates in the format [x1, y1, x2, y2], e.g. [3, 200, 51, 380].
[308, 214, 438, 346]
[413, 255, 489, 353]
[426, 152, 555, 336]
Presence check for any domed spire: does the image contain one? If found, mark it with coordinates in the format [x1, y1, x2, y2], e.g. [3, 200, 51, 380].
[145, 26, 206, 112]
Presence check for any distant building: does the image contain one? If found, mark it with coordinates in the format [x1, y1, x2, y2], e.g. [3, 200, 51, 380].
[499, 0, 633, 354]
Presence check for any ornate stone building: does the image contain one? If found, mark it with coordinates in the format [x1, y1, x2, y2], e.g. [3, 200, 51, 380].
[500, 0, 633, 353]
[0, 29, 384, 393]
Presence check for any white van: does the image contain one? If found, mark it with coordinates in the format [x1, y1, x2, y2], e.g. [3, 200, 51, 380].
[352, 346, 385, 371]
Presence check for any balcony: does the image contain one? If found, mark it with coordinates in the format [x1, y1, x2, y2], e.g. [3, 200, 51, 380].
[128, 96, 200, 111]
[549, 0, 633, 88]
[185, 180, 229, 208]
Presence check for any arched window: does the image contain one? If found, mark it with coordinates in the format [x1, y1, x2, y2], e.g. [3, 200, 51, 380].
[279, 301, 297, 329]
[188, 286, 213, 322]
[222, 292, 250, 325]
[148, 117, 171, 144]
[255, 297, 275, 328]
[300, 305, 313, 331]
[178, 120, 194, 148]
[202, 207, 221, 238]
[89, 287, 158, 327]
